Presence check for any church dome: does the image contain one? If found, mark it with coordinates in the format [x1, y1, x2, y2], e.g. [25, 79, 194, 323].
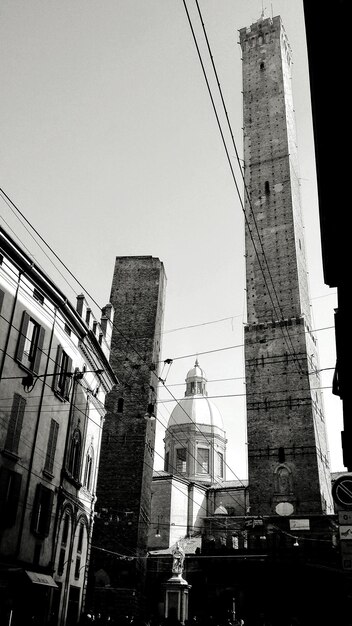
[186, 359, 206, 381]
[167, 360, 224, 431]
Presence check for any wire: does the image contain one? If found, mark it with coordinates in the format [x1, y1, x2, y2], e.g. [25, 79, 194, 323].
[0, 187, 337, 527]
[181, 1, 306, 377]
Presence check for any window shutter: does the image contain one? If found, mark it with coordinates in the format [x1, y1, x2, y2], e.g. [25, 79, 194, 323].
[7, 472, 22, 527]
[45, 419, 59, 474]
[5, 393, 26, 453]
[31, 484, 54, 537]
[0, 467, 10, 528]
[52, 345, 63, 392]
[31, 484, 41, 534]
[64, 356, 73, 400]
[43, 488, 54, 537]
[16, 311, 30, 362]
[32, 326, 45, 374]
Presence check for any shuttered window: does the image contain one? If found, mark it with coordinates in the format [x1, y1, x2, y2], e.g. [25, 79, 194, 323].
[52, 345, 73, 400]
[197, 448, 209, 474]
[164, 451, 169, 472]
[44, 419, 59, 475]
[0, 468, 22, 527]
[176, 448, 187, 474]
[217, 452, 224, 478]
[5, 393, 26, 454]
[16, 311, 45, 374]
[31, 484, 54, 537]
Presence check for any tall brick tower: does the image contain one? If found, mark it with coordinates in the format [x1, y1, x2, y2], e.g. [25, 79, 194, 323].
[92, 257, 166, 618]
[239, 16, 333, 516]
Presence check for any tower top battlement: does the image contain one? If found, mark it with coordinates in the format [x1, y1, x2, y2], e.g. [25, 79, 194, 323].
[239, 15, 292, 62]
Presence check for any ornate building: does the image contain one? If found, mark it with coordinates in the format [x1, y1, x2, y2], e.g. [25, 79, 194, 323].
[0, 226, 116, 626]
[164, 360, 227, 484]
[148, 361, 247, 552]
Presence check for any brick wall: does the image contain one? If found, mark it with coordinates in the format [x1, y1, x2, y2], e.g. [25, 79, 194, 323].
[92, 256, 166, 616]
[240, 17, 333, 516]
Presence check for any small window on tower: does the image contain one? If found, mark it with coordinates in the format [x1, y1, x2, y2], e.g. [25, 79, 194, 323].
[265, 181, 270, 194]
[278, 447, 285, 463]
[260, 62, 265, 70]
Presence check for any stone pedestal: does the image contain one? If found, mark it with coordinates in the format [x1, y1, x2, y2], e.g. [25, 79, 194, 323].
[163, 573, 191, 625]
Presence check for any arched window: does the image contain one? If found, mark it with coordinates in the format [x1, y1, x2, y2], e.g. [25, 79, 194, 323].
[68, 430, 82, 480]
[83, 446, 94, 491]
[57, 511, 71, 576]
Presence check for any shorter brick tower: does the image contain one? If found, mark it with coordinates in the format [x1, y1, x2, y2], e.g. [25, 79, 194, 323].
[91, 256, 166, 619]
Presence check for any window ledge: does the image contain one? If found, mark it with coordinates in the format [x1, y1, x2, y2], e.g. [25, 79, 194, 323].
[43, 469, 54, 480]
[53, 390, 69, 403]
[1, 449, 20, 462]
[62, 469, 82, 489]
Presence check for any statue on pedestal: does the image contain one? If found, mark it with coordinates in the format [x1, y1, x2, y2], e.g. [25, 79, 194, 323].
[171, 542, 185, 576]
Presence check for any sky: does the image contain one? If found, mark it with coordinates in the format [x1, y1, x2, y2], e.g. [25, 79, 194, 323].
[0, 0, 344, 480]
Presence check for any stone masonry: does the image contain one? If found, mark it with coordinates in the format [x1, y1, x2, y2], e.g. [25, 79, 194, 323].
[239, 16, 333, 516]
[92, 256, 166, 617]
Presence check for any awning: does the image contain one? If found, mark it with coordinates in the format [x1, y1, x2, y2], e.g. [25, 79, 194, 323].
[25, 571, 58, 588]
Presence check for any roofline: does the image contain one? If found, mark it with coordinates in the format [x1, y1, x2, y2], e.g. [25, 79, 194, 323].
[0, 225, 117, 382]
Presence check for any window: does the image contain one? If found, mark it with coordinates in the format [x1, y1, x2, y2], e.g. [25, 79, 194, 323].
[0, 467, 22, 527]
[260, 61, 265, 70]
[74, 556, 81, 579]
[77, 523, 84, 553]
[5, 393, 26, 454]
[83, 447, 94, 491]
[52, 345, 73, 400]
[75, 523, 85, 579]
[33, 288, 44, 305]
[64, 324, 71, 337]
[197, 448, 209, 474]
[62, 513, 70, 545]
[31, 484, 54, 537]
[68, 430, 82, 480]
[44, 419, 59, 475]
[217, 452, 224, 478]
[16, 311, 45, 373]
[58, 514, 70, 576]
[0, 289, 4, 314]
[265, 181, 270, 194]
[164, 451, 169, 472]
[278, 447, 285, 463]
[176, 448, 187, 474]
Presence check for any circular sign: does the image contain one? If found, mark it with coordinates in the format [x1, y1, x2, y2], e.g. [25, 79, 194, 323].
[332, 475, 352, 509]
[275, 502, 294, 516]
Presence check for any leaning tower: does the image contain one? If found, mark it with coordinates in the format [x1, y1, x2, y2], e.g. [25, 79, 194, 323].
[239, 16, 333, 516]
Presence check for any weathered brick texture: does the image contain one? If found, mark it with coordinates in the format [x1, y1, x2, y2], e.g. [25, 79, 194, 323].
[92, 256, 166, 615]
[240, 17, 333, 516]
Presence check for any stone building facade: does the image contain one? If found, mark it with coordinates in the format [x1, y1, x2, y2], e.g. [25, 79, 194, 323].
[239, 16, 333, 516]
[0, 226, 116, 626]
